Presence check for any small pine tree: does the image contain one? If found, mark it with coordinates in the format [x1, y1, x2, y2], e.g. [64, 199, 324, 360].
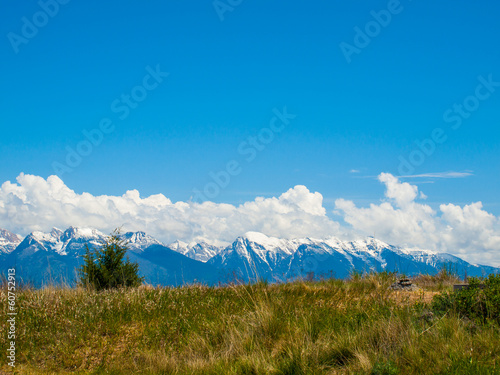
[79, 229, 144, 290]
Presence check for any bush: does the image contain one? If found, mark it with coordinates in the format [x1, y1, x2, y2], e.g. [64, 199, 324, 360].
[78, 229, 144, 290]
[431, 273, 500, 325]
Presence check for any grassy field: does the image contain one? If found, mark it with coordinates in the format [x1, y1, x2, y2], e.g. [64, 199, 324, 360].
[1, 272, 499, 374]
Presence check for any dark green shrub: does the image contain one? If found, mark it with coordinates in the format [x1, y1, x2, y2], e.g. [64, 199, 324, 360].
[431, 273, 500, 325]
[78, 229, 144, 290]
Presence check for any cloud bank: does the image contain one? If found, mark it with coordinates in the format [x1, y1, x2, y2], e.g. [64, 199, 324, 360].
[0, 173, 339, 246]
[0, 173, 499, 266]
[335, 173, 500, 266]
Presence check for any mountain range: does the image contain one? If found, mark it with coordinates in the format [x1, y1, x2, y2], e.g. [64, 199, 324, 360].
[1, 227, 498, 287]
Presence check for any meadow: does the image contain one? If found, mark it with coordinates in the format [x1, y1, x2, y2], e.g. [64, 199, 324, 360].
[1, 271, 499, 374]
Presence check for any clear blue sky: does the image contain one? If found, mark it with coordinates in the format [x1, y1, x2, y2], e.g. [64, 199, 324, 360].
[1, 0, 499, 214]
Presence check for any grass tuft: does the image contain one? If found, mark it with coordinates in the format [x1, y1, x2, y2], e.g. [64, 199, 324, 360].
[1, 273, 499, 374]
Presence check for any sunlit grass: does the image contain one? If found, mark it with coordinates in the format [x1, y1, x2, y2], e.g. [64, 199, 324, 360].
[1, 272, 499, 374]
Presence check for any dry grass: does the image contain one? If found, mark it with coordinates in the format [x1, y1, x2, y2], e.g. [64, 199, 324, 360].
[0, 272, 499, 374]
[410, 265, 462, 291]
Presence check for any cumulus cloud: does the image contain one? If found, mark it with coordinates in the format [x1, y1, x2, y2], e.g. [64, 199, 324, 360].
[0, 173, 339, 245]
[335, 173, 500, 266]
[1, 173, 499, 266]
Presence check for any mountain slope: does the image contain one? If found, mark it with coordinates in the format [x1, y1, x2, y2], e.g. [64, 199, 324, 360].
[132, 244, 220, 286]
[168, 240, 222, 262]
[209, 234, 499, 282]
[0, 228, 23, 255]
[122, 231, 163, 253]
[3, 227, 106, 286]
[1, 227, 498, 286]
[13, 227, 105, 258]
[1, 227, 219, 287]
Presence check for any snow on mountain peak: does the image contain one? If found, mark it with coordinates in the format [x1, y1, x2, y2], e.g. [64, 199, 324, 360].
[122, 231, 162, 252]
[16, 227, 106, 256]
[0, 228, 23, 253]
[168, 239, 222, 262]
[242, 231, 283, 248]
[0, 228, 23, 243]
[168, 240, 188, 252]
[31, 230, 56, 242]
[63, 227, 104, 239]
[3, 226, 499, 286]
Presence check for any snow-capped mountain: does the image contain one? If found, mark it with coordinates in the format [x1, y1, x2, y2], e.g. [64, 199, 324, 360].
[1, 227, 498, 287]
[207, 232, 308, 281]
[0, 227, 221, 286]
[122, 231, 163, 253]
[168, 240, 222, 262]
[0, 228, 23, 254]
[209, 233, 499, 282]
[14, 227, 106, 258]
[12, 228, 162, 258]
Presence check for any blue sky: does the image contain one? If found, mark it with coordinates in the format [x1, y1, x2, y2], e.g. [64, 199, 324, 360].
[1, 1, 499, 223]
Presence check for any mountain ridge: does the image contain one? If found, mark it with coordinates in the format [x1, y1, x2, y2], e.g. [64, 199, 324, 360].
[1, 227, 498, 286]
[0, 228, 23, 254]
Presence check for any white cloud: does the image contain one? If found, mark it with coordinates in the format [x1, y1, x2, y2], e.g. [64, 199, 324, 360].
[378, 173, 419, 207]
[0, 173, 339, 246]
[1, 173, 499, 266]
[335, 174, 500, 266]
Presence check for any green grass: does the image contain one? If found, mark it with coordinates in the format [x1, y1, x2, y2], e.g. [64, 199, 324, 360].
[1, 272, 499, 374]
